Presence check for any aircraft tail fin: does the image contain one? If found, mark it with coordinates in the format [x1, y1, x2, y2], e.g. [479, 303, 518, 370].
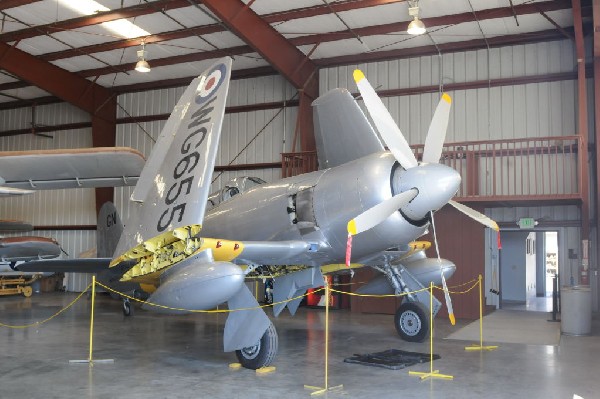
[312, 88, 384, 169]
[97, 202, 123, 258]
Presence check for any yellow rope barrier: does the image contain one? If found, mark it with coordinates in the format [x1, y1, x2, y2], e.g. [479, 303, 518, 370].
[465, 274, 498, 352]
[96, 281, 324, 313]
[409, 282, 453, 381]
[0, 283, 91, 329]
[305, 279, 343, 396]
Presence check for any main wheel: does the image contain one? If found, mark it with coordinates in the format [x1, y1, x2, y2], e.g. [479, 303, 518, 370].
[122, 299, 134, 317]
[394, 301, 429, 342]
[235, 323, 278, 369]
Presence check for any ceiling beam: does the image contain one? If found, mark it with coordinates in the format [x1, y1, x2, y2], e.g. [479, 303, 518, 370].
[314, 29, 570, 67]
[39, 0, 571, 64]
[0, 0, 190, 43]
[0, 27, 573, 98]
[0, 42, 114, 119]
[74, 0, 581, 80]
[199, 0, 318, 99]
[0, 0, 41, 11]
[40, 0, 407, 61]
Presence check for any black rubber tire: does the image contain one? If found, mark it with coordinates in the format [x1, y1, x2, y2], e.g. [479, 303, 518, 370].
[394, 301, 429, 342]
[235, 323, 278, 370]
[122, 299, 134, 317]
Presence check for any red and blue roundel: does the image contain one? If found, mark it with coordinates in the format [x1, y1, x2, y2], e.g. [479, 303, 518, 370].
[195, 63, 227, 105]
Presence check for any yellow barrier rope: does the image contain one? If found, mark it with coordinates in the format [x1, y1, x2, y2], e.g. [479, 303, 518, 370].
[96, 281, 324, 313]
[0, 283, 92, 329]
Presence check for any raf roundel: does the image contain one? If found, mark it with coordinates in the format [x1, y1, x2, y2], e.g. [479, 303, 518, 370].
[195, 63, 227, 105]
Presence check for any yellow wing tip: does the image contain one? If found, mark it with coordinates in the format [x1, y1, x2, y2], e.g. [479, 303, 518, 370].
[347, 219, 357, 236]
[442, 93, 452, 104]
[353, 69, 365, 83]
[449, 313, 456, 325]
[492, 221, 500, 232]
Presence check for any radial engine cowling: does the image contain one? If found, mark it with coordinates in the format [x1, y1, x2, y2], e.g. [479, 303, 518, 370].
[144, 252, 244, 314]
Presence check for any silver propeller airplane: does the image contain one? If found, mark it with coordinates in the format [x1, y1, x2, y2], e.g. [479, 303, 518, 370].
[20, 57, 498, 370]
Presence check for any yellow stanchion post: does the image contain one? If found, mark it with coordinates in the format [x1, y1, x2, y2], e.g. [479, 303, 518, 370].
[465, 274, 498, 351]
[70, 275, 114, 365]
[305, 278, 343, 396]
[409, 282, 453, 381]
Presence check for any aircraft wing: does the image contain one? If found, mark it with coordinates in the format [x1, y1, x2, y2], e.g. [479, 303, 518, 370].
[0, 236, 61, 261]
[16, 258, 115, 273]
[0, 147, 144, 192]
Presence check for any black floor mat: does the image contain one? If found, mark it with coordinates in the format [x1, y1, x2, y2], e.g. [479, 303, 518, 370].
[344, 349, 440, 370]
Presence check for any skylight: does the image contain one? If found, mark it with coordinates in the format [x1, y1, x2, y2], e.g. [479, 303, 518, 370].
[58, 0, 150, 39]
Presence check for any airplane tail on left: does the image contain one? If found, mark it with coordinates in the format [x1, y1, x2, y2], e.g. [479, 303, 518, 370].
[97, 202, 123, 258]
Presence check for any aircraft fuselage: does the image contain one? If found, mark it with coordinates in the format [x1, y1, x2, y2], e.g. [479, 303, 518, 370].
[202, 151, 429, 266]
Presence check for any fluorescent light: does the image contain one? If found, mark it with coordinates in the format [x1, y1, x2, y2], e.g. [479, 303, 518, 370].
[58, 0, 150, 39]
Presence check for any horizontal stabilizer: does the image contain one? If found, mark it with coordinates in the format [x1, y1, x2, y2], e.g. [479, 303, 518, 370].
[273, 267, 323, 317]
[224, 284, 270, 352]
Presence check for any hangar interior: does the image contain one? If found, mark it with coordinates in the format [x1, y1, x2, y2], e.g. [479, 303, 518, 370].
[0, 0, 599, 398]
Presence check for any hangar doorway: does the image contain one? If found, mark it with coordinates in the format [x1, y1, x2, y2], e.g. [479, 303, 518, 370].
[500, 231, 557, 312]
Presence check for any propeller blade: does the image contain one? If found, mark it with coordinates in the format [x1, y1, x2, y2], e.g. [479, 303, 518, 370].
[449, 200, 500, 231]
[353, 70, 418, 170]
[430, 212, 455, 325]
[347, 189, 418, 236]
[422, 93, 452, 164]
[441, 273, 455, 325]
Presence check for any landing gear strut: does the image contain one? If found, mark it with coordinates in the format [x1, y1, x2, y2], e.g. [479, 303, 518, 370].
[375, 262, 441, 342]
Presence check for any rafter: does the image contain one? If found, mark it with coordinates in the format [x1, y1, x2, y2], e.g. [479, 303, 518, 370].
[40, 0, 570, 63]
[74, 1, 580, 79]
[0, 0, 41, 11]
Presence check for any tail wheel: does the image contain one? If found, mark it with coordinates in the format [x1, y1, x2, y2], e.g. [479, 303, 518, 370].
[394, 301, 429, 342]
[235, 322, 278, 370]
[122, 299, 134, 317]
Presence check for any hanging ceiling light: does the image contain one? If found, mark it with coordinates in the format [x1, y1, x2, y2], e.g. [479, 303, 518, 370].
[407, 1, 426, 35]
[135, 42, 151, 73]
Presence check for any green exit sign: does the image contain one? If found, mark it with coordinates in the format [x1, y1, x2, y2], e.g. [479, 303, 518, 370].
[518, 218, 535, 229]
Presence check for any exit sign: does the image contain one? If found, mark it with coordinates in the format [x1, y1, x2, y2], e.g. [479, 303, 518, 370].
[518, 218, 535, 229]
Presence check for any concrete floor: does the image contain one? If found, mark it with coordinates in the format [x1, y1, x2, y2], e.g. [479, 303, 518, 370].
[1, 292, 599, 399]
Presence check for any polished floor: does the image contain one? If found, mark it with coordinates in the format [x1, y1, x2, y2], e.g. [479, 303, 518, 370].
[0, 292, 599, 399]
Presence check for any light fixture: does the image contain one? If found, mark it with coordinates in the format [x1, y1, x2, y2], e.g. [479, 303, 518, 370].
[135, 42, 151, 73]
[407, 1, 426, 35]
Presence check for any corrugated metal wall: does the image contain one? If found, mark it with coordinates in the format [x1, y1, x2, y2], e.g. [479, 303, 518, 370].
[320, 40, 577, 143]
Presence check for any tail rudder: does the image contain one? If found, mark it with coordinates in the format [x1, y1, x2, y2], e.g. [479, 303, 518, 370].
[97, 201, 123, 258]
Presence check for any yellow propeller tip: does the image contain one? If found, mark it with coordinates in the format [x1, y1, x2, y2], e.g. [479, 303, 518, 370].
[353, 69, 365, 83]
[492, 222, 500, 232]
[449, 313, 456, 325]
[442, 93, 452, 104]
[347, 219, 357, 236]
